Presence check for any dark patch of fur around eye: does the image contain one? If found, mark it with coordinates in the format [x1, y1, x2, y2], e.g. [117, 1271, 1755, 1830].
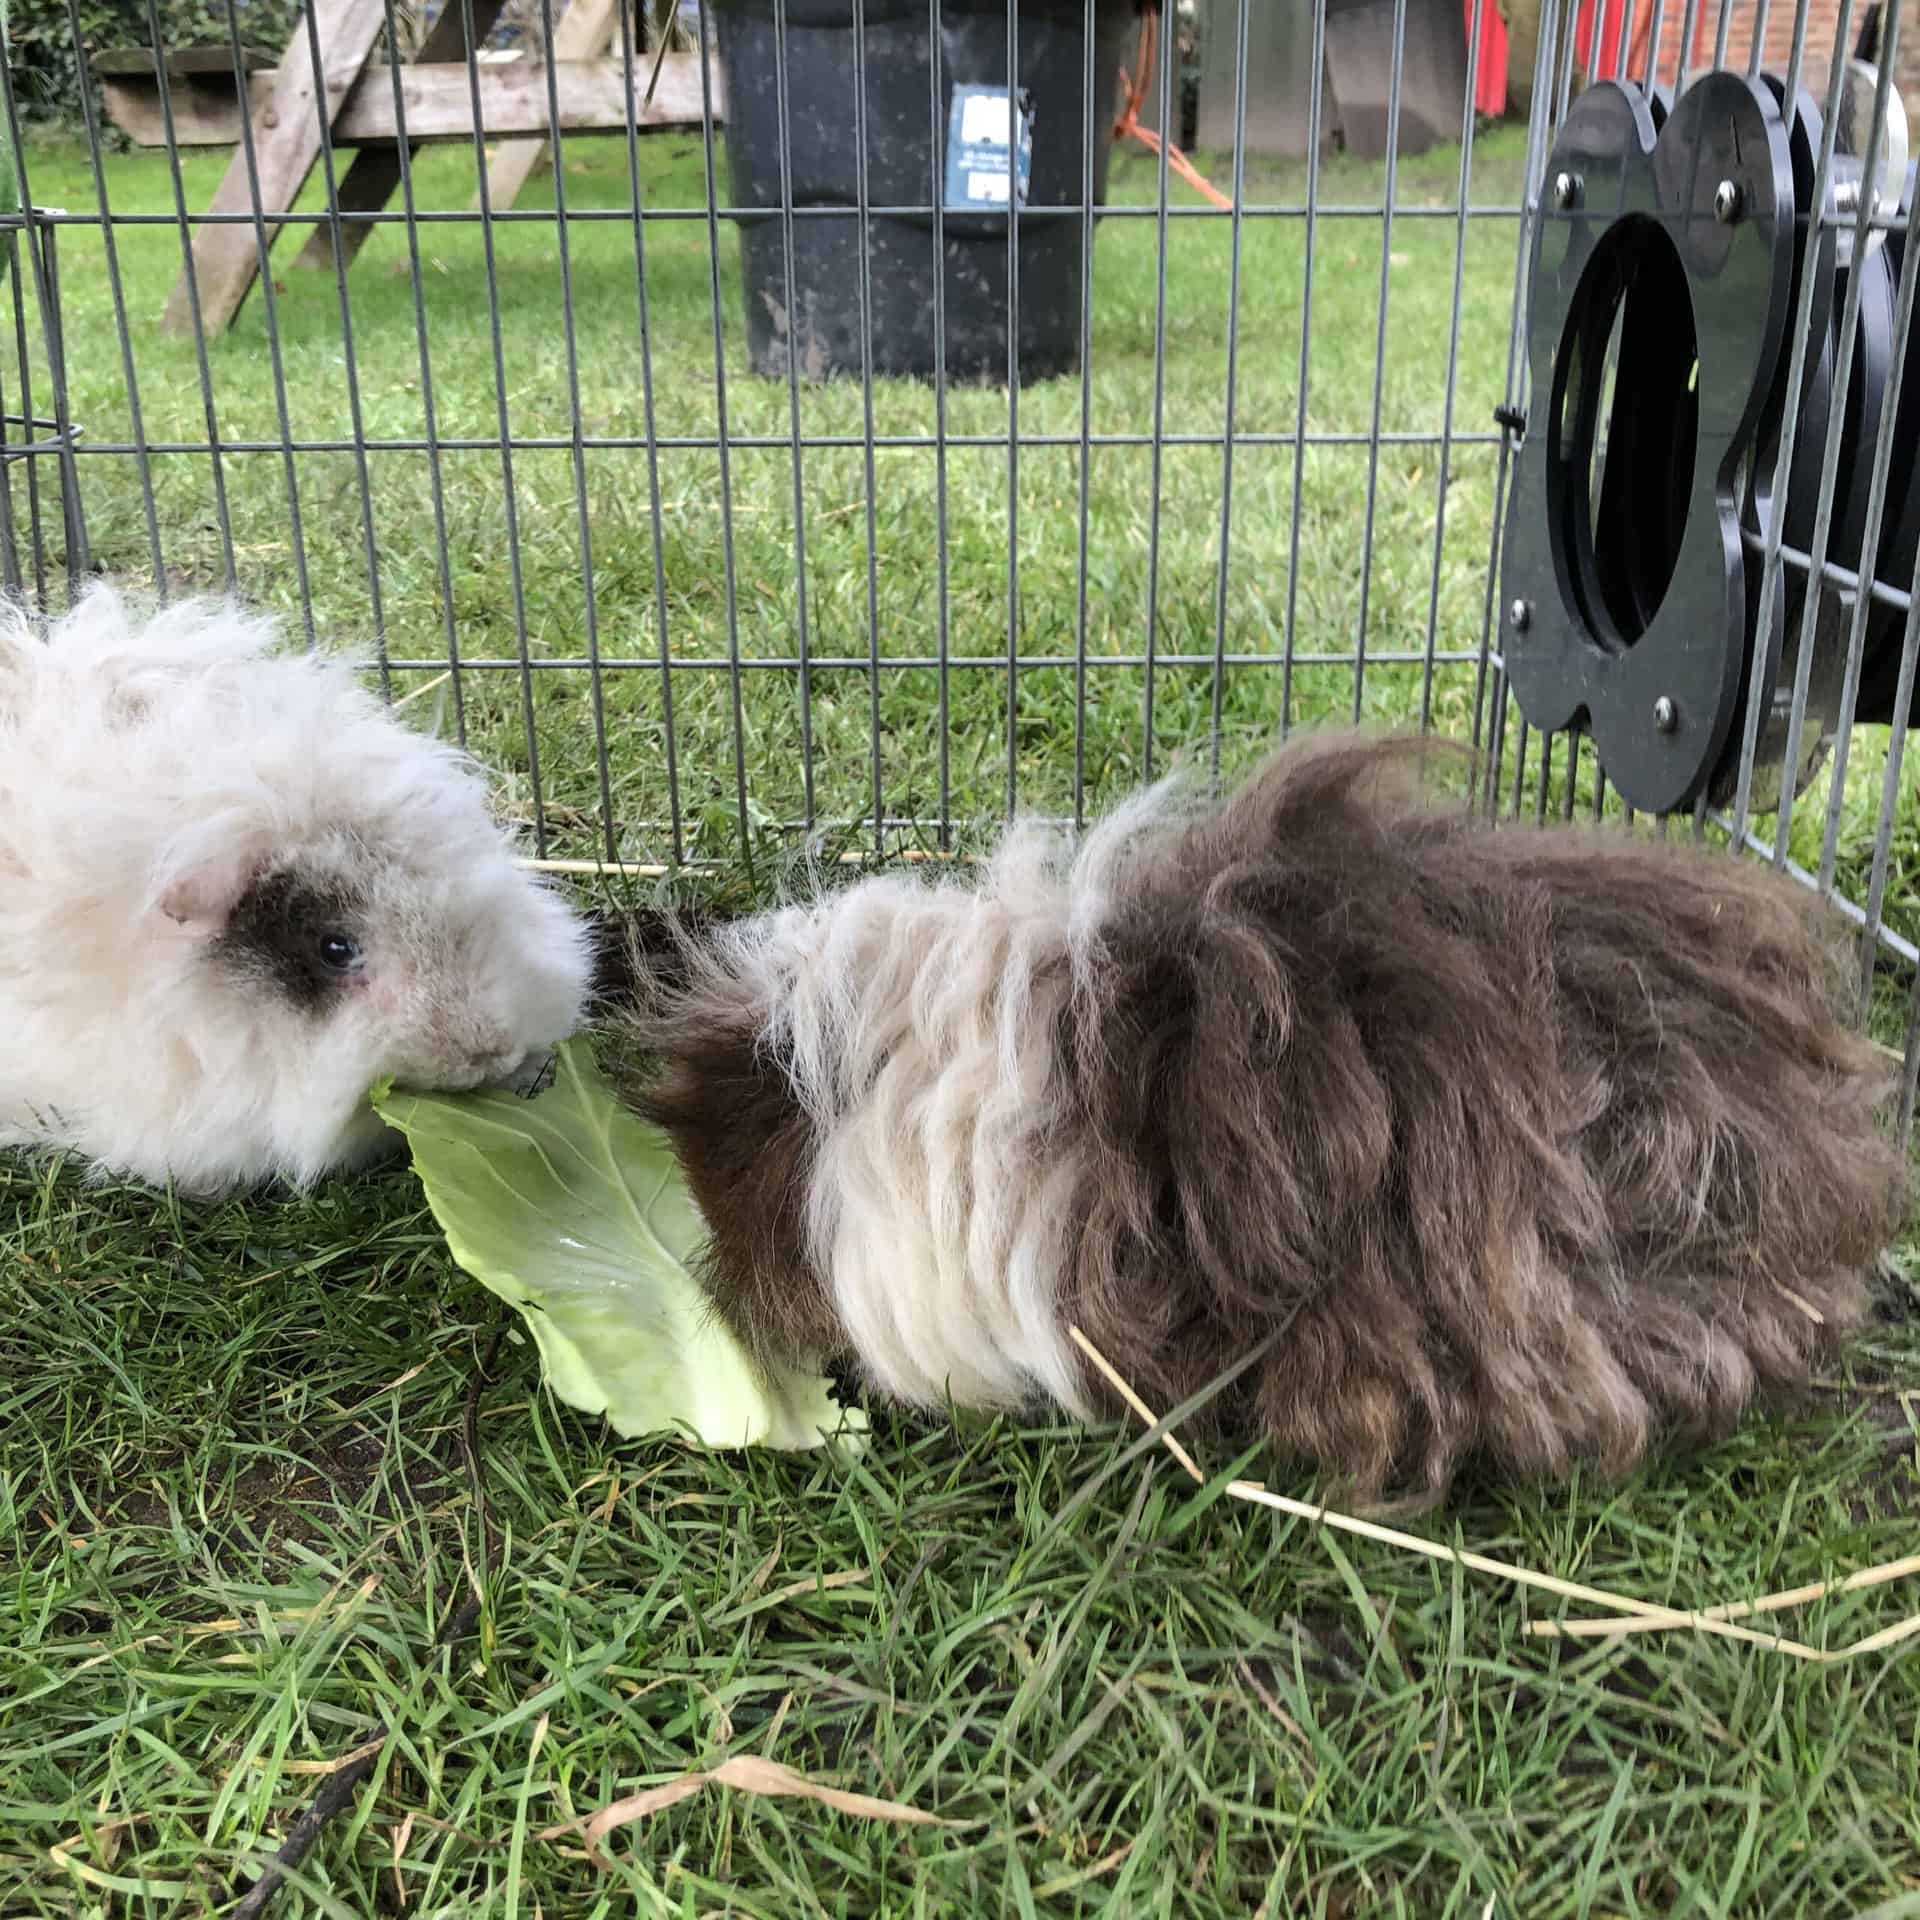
[214, 868, 369, 1013]
[1055, 733, 1912, 1509]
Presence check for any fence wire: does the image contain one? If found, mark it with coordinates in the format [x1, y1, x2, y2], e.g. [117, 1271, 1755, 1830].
[3, 0, 1920, 1120]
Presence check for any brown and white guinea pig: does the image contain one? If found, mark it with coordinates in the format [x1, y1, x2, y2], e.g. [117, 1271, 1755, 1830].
[0, 584, 593, 1196]
[615, 731, 1913, 1507]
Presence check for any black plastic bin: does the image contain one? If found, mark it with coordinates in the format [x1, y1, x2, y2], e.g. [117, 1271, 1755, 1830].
[711, 1, 1144, 386]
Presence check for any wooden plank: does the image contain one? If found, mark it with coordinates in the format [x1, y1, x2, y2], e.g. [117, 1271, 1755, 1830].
[93, 46, 274, 78]
[362, 53, 720, 137]
[109, 51, 723, 150]
[289, 0, 508, 273]
[476, 0, 619, 215]
[160, 0, 392, 338]
[100, 72, 276, 148]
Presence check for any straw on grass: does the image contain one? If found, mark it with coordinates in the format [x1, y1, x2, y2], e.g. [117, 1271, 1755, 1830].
[1065, 1326, 1920, 1664]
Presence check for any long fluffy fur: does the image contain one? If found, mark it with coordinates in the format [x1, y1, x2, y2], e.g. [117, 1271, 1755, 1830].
[623, 732, 1912, 1504]
[0, 584, 593, 1194]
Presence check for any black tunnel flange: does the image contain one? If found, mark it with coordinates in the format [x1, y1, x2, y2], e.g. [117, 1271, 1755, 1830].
[1499, 73, 1796, 818]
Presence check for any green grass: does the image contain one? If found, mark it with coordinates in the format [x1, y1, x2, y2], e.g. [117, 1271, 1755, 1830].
[5, 1155, 1919, 1918]
[7, 121, 1533, 852]
[3, 117, 1920, 1918]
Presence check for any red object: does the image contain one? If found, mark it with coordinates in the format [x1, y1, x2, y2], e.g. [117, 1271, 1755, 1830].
[1573, 0, 1632, 79]
[1463, 0, 1509, 115]
[1570, 0, 1708, 87]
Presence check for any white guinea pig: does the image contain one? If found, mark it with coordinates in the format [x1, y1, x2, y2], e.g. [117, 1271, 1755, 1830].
[0, 583, 594, 1195]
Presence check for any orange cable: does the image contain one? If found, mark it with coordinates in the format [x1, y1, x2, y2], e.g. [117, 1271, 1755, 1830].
[1113, 7, 1234, 213]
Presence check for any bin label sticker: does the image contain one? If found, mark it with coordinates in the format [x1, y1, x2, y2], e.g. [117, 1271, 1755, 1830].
[946, 86, 1033, 210]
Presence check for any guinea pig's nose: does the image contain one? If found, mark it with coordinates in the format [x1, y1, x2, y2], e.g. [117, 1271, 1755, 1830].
[473, 1048, 538, 1091]
[500, 1052, 552, 1093]
[459, 1027, 516, 1080]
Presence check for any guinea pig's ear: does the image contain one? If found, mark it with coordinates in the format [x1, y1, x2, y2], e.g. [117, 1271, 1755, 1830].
[154, 847, 263, 934]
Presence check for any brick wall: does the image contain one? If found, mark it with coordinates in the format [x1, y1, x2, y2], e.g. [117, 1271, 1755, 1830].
[1596, 0, 1920, 106]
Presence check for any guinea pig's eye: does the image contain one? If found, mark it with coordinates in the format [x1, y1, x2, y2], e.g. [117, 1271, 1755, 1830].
[317, 933, 362, 973]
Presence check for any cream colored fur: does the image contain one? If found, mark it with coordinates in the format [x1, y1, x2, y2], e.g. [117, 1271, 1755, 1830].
[0, 584, 592, 1194]
[707, 782, 1192, 1416]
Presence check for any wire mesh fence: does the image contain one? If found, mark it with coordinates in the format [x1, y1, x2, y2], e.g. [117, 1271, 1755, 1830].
[3, 0, 1920, 1122]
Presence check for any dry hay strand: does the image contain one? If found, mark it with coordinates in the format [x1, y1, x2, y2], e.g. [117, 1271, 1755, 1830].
[1066, 1327, 1920, 1664]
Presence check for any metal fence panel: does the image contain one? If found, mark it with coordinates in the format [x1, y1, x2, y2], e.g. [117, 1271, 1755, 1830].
[2, 0, 1917, 1113]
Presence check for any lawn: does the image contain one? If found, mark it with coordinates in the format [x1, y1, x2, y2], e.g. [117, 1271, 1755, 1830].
[0, 113, 1532, 854]
[2, 100, 1919, 1919]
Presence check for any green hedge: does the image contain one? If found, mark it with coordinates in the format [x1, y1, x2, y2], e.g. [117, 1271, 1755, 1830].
[4, 0, 304, 126]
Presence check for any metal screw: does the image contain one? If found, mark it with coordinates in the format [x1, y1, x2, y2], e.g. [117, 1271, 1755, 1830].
[1833, 178, 1862, 216]
[1653, 695, 1677, 733]
[1713, 178, 1742, 224]
[1551, 170, 1580, 209]
[1508, 598, 1531, 633]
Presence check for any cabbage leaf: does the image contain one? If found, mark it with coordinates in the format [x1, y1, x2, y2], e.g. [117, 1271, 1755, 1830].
[371, 1038, 860, 1452]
